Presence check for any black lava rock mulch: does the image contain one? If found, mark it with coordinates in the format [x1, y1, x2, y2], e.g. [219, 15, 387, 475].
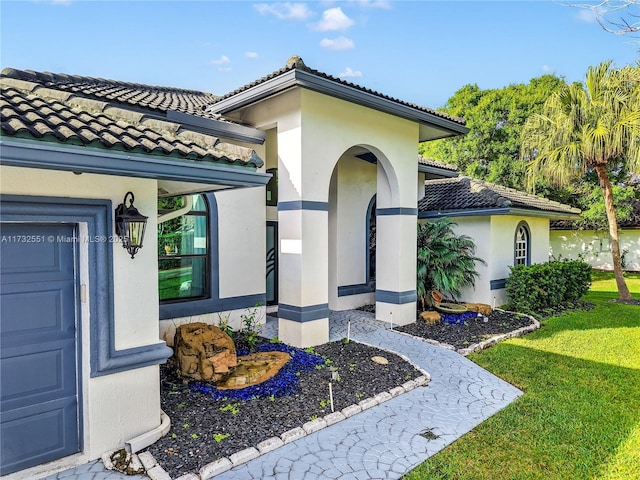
[396, 310, 535, 350]
[144, 339, 420, 478]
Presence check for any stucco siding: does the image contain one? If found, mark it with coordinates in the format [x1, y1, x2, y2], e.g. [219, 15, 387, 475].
[215, 186, 266, 298]
[550, 229, 640, 271]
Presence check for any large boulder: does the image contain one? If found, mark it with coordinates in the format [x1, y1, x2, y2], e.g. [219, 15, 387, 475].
[173, 322, 237, 382]
[464, 303, 493, 316]
[419, 311, 441, 325]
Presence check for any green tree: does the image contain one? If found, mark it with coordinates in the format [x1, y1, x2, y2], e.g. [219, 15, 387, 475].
[521, 61, 640, 300]
[419, 75, 566, 191]
[416, 218, 486, 308]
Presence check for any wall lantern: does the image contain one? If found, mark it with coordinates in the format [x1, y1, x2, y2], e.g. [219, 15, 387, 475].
[115, 191, 148, 259]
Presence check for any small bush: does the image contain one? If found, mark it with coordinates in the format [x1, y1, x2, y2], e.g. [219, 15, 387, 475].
[506, 260, 591, 314]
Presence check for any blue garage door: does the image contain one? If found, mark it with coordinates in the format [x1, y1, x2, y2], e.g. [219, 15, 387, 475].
[1, 223, 80, 475]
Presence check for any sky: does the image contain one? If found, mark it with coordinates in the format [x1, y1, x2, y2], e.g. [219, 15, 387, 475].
[1, 1, 638, 109]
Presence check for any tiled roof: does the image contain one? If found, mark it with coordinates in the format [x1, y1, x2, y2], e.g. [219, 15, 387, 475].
[418, 156, 458, 172]
[1, 68, 219, 118]
[208, 57, 466, 126]
[0, 75, 262, 167]
[419, 176, 581, 217]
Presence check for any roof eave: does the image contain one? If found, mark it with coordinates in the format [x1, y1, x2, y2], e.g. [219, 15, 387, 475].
[166, 110, 266, 145]
[209, 69, 469, 136]
[0, 139, 270, 188]
[418, 164, 459, 178]
[418, 206, 581, 220]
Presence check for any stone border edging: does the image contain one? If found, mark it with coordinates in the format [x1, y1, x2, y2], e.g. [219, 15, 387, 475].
[116, 341, 432, 480]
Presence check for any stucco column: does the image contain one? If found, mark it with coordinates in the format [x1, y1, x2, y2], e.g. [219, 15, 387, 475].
[277, 205, 329, 347]
[375, 210, 417, 326]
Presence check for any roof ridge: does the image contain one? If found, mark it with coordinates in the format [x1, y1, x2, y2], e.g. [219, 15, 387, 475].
[464, 176, 512, 208]
[1, 67, 216, 97]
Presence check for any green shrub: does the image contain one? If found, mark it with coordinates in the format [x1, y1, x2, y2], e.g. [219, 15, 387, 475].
[505, 260, 591, 314]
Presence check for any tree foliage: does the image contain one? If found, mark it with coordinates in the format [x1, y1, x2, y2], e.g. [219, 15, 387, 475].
[419, 75, 566, 191]
[416, 218, 486, 308]
[521, 61, 640, 300]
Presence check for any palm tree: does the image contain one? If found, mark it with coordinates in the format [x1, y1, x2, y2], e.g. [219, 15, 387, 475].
[416, 218, 486, 309]
[521, 61, 640, 300]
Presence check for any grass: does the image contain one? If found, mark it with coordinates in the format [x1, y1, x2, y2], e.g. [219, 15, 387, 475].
[405, 271, 640, 480]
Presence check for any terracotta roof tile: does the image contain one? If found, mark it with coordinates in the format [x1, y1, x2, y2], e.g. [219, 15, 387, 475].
[419, 176, 580, 217]
[1, 68, 219, 118]
[0, 83, 262, 167]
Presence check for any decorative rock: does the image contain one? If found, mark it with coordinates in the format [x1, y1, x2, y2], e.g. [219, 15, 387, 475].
[146, 465, 171, 480]
[173, 323, 237, 382]
[389, 386, 406, 397]
[302, 418, 327, 434]
[374, 392, 393, 404]
[257, 436, 284, 454]
[341, 404, 362, 418]
[358, 397, 379, 410]
[229, 447, 260, 466]
[464, 303, 493, 316]
[216, 351, 290, 389]
[137, 451, 157, 471]
[419, 311, 441, 324]
[199, 458, 233, 479]
[281, 427, 306, 444]
[371, 356, 389, 365]
[174, 474, 200, 480]
[324, 411, 346, 426]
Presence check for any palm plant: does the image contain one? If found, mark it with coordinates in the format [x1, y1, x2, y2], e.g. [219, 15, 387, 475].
[416, 218, 486, 309]
[521, 61, 640, 300]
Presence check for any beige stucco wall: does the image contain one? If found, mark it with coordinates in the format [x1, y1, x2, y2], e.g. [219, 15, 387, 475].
[550, 229, 640, 271]
[420, 214, 551, 307]
[0, 165, 162, 472]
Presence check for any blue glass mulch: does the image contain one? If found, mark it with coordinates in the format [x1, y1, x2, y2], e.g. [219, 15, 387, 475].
[441, 311, 480, 325]
[190, 342, 325, 401]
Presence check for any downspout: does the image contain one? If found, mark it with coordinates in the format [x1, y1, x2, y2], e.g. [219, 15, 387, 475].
[157, 195, 193, 224]
[125, 410, 171, 453]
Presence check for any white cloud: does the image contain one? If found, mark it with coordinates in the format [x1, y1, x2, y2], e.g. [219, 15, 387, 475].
[320, 36, 355, 50]
[356, 0, 391, 9]
[339, 67, 362, 78]
[210, 55, 231, 65]
[576, 6, 606, 24]
[254, 3, 313, 20]
[245, 51, 259, 58]
[315, 7, 354, 31]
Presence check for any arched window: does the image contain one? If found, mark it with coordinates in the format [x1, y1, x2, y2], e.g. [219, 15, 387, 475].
[514, 221, 531, 266]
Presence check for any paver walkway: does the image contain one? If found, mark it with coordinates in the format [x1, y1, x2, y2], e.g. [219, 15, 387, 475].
[45, 310, 522, 480]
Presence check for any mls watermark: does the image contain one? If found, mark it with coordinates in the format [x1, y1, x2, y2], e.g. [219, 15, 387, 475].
[1, 235, 122, 244]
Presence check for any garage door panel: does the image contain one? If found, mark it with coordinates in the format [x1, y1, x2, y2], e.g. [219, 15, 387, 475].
[1, 224, 75, 282]
[0, 222, 80, 475]
[1, 340, 76, 408]
[0, 283, 75, 340]
[0, 401, 79, 475]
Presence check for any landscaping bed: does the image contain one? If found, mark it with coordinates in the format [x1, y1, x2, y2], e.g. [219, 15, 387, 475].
[396, 309, 536, 350]
[145, 338, 421, 478]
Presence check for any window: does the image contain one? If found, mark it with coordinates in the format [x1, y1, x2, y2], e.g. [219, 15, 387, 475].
[514, 221, 530, 266]
[158, 195, 208, 302]
[367, 197, 376, 282]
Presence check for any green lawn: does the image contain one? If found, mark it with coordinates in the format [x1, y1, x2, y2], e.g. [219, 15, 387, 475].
[405, 271, 640, 480]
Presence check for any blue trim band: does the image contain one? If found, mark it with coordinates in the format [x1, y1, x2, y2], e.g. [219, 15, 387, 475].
[278, 201, 329, 211]
[0, 194, 173, 377]
[160, 192, 266, 320]
[278, 303, 329, 322]
[490, 279, 507, 290]
[377, 207, 418, 216]
[376, 289, 417, 304]
[338, 283, 376, 297]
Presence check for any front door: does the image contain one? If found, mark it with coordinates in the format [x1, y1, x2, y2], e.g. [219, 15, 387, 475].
[266, 222, 278, 305]
[0, 223, 80, 475]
